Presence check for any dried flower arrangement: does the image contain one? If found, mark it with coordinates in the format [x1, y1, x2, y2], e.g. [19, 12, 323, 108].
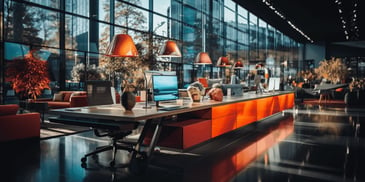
[314, 57, 348, 84]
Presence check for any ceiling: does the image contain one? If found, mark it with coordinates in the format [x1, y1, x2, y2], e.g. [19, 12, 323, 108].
[234, 0, 364, 46]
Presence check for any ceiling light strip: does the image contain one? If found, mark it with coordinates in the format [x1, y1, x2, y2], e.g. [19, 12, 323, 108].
[335, 0, 360, 40]
[262, 0, 313, 43]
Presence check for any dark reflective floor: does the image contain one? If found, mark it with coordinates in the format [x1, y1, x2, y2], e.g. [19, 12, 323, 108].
[1, 103, 365, 182]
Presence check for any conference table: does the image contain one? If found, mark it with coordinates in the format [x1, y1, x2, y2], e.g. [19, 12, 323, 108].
[49, 91, 294, 172]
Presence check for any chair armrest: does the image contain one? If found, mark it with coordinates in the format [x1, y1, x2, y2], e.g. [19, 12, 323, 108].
[70, 95, 88, 107]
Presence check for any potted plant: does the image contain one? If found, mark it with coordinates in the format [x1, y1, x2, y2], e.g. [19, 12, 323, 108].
[6, 51, 50, 100]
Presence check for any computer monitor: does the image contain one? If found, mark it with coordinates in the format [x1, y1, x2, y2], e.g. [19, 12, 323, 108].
[221, 84, 243, 96]
[86, 80, 114, 106]
[152, 75, 179, 106]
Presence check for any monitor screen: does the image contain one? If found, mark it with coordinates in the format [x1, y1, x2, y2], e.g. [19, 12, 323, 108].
[221, 84, 243, 96]
[152, 75, 179, 102]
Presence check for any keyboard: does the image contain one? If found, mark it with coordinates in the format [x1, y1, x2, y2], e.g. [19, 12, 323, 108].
[158, 105, 187, 111]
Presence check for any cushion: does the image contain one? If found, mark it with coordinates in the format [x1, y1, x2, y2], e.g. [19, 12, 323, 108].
[69, 92, 81, 102]
[53, 93, 63, 101]
[63, 93, 72, 102]
[0, 104, 19, 116]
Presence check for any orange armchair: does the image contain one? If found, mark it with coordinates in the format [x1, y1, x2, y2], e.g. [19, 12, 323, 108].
[0, 104, 40, 142]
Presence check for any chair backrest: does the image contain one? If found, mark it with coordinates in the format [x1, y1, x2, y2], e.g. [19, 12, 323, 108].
[86, 80, 114, 106]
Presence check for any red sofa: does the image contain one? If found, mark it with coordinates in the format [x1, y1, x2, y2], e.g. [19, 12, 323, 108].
[34, 91, 121, 109]
[0, 104, 40, 142]
[34, 91, 88, 109]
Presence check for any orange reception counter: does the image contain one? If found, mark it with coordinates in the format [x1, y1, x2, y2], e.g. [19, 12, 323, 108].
[149, 91, 295, 150]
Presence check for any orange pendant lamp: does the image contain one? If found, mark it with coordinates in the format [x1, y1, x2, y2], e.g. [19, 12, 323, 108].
[234, 61, 243, 69]
[159, 40, 182, 57]
[106, 34, 138, 57]
[217, 56, 230, 67]
[195, 52, 212, 65]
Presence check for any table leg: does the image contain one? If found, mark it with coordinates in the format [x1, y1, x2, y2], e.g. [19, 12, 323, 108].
[129, 118, 163, 174]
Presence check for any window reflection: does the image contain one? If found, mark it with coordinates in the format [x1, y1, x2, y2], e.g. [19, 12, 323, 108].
[66, 0, 89, 16]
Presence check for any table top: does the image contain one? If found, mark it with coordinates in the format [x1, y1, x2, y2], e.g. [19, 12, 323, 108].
[49, 91, 293, 122]
[313, 83, 348, 91]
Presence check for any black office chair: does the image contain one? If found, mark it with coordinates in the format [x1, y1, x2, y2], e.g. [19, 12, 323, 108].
[82, 80, 139, 167]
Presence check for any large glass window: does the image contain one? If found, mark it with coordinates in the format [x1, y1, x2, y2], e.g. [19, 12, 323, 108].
[4, 2, 60, 47]
[153, 0, 171, 16]
[224, 7, 235, 25]
[126, 0, 149, 9]
[115, 2, 148, 31]
[25, 0, 60, 9]
[65, 15, 89, 51]
[98, 0, 111, 22]
[212, 0, 223, 20]
[153, 14, 168, 37]
[183, 6, 201, 28]
[66, 0, 89, 17]
[1, 0, 304, 103]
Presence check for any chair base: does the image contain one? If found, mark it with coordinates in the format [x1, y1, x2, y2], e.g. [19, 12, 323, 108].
[81, 141, 134, 167]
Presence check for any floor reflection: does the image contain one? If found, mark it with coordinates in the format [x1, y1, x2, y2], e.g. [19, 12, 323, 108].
[2, 103, 365, 182]
[148, 114, 295, 182]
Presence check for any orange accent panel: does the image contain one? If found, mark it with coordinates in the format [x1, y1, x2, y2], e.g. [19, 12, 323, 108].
[286, 93, 295, 109]
[212, 104, 236, 118]
[236, 100, 257, 128]
[278, 94, 288, 111]
[271, 96, 281, 114]
[212, 114, 236, 138]
[256, 97, 273, 120]
[146, 119, 212, 149]
[182, 119, 212, 149]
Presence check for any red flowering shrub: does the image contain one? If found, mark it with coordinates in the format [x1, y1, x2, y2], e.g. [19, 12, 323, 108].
[6, 51, 50, 100]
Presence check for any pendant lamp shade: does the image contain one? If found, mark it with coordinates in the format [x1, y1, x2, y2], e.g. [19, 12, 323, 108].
[106, 34, 138, 57]
[234, 61, 243, 69]
[195, 52, 212, 64]
[159, 41, 182, 57]
[216, 56, 230, 67]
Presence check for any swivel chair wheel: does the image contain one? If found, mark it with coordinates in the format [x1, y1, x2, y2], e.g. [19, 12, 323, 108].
[81, 157, 87, 163]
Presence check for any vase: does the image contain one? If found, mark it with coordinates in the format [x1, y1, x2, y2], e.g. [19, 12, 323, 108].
[121, 85, 136, 111]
